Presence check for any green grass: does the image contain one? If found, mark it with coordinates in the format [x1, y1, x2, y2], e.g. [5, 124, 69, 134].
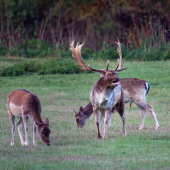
[0, 57, 170, 169]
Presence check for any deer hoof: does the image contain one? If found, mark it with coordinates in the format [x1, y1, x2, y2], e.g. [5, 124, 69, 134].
[21, 142, 25, 146]
[33, 142, 37, 146]
[24, 141, 29, 146]
[139, 125, 144, 130]
[98, 134, 102, 139]
[155, 126, 159, 130]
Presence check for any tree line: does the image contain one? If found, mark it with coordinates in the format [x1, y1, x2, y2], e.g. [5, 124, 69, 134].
[0, 0, 170, 56]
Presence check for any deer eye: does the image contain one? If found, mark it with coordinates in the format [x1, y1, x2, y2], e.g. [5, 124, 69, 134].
[41, 131, 44, 134]
[76, 119, 79, 123]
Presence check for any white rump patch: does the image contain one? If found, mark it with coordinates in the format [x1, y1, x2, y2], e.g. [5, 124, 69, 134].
[10, 103, 22, 117]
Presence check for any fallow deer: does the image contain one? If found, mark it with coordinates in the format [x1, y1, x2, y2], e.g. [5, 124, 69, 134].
[73, 78, 159, 130]
[70, 39, 127, 139]
[7, 89, 51, 146]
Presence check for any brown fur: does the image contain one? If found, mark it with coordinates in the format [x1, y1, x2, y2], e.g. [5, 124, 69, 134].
[7, 89, 51, 146]
[70, 41, 126, 139]
[120, 78, 149, 96]
[74, 78, 159, 130]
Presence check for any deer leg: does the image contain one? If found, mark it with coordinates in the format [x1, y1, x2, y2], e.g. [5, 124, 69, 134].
[108, 113, 112, 127]
[100, 109, 105, 136]
[33, 123, 37, 145]
[99, 109, 114, 130]
[115, 99, 126, 137]
[116, 110, 126, 136]
[94, 108, 101, 139]
[102, 110, 111, 139]
[136, 104, 146, 130]
[139, 108, 146, 130]
[121, 113, 126, 137]
[99, 109, 105, 130]
[146, 103, 159, 130]
[10, 114, 16, 146]
[100, 111, 112, 137]
[99, 113, 104, 128]
[23, 116, 29, 146]
[17, 118, 25, 146]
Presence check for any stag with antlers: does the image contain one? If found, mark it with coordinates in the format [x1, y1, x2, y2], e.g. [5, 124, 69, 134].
[73, 77, 160, 130]
[70, 39, 127, 139]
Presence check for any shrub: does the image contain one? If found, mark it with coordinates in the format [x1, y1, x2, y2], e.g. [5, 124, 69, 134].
[0, 44, 7, 55]
[1, 38, 170, 61]
[0, 67, 24, 76]
[7, 39, 56, 58]
[0, 58, 82, 76]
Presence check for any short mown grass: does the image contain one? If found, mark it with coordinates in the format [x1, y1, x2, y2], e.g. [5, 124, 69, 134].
[0, 57, 170, 170]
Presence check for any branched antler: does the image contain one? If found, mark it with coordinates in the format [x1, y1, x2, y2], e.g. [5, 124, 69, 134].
[70, 40, 127, 73]
[70, 41, 106, 75]
[70, 41, 92, 71]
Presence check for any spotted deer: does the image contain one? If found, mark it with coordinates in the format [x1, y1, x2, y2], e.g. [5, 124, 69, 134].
[70, 39, 127, 139]
[7, 89, 51, 146]
[73, 78, 159, 130]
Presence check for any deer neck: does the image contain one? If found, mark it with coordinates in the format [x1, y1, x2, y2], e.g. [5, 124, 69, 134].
[82, 102, 93, 119]
[25, 106, 43, 124]
[31, 113, 43, 125]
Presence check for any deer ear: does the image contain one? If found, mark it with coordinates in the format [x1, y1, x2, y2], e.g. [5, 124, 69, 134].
[44, 118, 49, 124]
[79, 106, 83, 112]
[79, 106, 84, 115]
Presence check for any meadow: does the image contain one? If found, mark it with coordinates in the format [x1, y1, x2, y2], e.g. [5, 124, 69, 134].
[0, 57, 170, 170]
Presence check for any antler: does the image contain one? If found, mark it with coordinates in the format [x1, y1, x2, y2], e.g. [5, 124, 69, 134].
[115, 38, 128, 72]
[70, 40, 127, 73]
[70, 41, 106, 74]
[115, 37, 122, 70]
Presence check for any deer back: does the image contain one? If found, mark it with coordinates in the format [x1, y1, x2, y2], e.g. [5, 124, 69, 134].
[7, 89, 42, 122]
[119, 78, 149, 103]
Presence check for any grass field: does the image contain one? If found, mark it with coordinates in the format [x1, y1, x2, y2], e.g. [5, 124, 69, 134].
[0, 57, 170, 169]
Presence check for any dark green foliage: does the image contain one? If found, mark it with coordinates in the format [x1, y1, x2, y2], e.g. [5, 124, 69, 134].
[0, 44, 7, 55]
[124, 44, 170, 61]
[79, 43, 170, 61]
[1, 39, 170, 61]
[0, 67, 23, 76]
[1, 0, 170, 54]
[94, 45, 129, 60]
[8, 39, 56, 58]
[93, 47, 118, 60]
[1, 0, 170, 61]
[0, 59, 82, 76]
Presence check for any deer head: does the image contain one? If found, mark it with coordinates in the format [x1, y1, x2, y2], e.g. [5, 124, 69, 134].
[35, 118, 51, 145]
[70, 38, 127, 89]
[73, 106, 88, 128]
[70, 38, 127, 139]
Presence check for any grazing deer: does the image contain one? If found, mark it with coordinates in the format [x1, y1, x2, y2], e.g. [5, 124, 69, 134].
[70, 39, 127, 139]
[7, 89, 51, 146]
[73, 78, 159, 130]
